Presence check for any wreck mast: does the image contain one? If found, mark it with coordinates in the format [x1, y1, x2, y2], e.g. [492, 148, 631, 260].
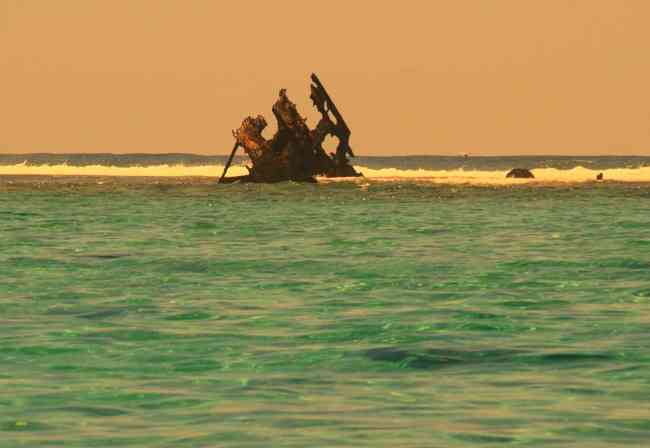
[219, 74, 361, 183]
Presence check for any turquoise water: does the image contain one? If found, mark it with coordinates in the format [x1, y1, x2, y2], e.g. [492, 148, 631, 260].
[2, 174, 650, 447]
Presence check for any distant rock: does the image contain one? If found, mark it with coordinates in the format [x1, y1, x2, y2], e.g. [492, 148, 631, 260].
[506, 168, 535, 179]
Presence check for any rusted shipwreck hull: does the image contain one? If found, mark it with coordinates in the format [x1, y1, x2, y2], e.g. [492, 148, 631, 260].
[219, 74, 361, 183]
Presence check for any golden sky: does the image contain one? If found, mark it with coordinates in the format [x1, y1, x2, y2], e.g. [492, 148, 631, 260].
[2, 0, 649, 155]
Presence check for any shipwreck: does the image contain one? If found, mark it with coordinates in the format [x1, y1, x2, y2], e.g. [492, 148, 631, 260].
[219, 74, 362, 183]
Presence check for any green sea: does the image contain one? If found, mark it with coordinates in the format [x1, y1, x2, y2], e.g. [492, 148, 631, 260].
[2, 155, 650, 447]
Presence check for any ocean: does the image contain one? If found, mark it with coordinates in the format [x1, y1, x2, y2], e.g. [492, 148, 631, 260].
[2, 154, 650, 447]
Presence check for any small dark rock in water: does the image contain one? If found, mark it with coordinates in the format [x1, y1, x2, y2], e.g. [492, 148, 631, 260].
[506, 168, 535, 179]
[596, 172, 604, 181]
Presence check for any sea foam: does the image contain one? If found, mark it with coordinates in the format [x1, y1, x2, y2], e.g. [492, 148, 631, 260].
[0, 162, 248, 178]
[2, 162, 650, 184]
[353, 165, 650, 184]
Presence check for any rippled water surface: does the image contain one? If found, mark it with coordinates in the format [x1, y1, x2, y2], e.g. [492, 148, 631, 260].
[2, 176, 650, 447]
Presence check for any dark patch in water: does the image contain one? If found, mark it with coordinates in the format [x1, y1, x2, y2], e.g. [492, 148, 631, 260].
[525, 352, 614, 364]
[137, 399, 204, 410]
[633, 288, 650, 298]
[562, 387, 608, 396]
[452, 433, 516, 444]
[77, 308, 129, 320]
[366, 347, 521, 369]
[79, 253, 130, 260]
[55, 406, 129, 417]
[366, 348, 411, 363]
[164, 311, 213, 321]
[366, 347, 614, 370]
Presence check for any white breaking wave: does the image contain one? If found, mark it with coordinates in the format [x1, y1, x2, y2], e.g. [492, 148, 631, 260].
[0, 162, 249, 177]
[353, 165, 650, 184]
[1, 162, 650, 184]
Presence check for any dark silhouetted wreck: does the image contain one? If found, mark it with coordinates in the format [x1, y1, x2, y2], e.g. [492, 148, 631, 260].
[219, 74, 361, 183]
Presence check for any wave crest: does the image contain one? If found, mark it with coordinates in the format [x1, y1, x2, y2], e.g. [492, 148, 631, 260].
[355, 165, 650, 184]
[1, 162, 650, 184]
[0, 162, 249, 177]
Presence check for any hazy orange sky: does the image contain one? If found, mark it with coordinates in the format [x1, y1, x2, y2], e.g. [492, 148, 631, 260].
[2, 0, 649, 155]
